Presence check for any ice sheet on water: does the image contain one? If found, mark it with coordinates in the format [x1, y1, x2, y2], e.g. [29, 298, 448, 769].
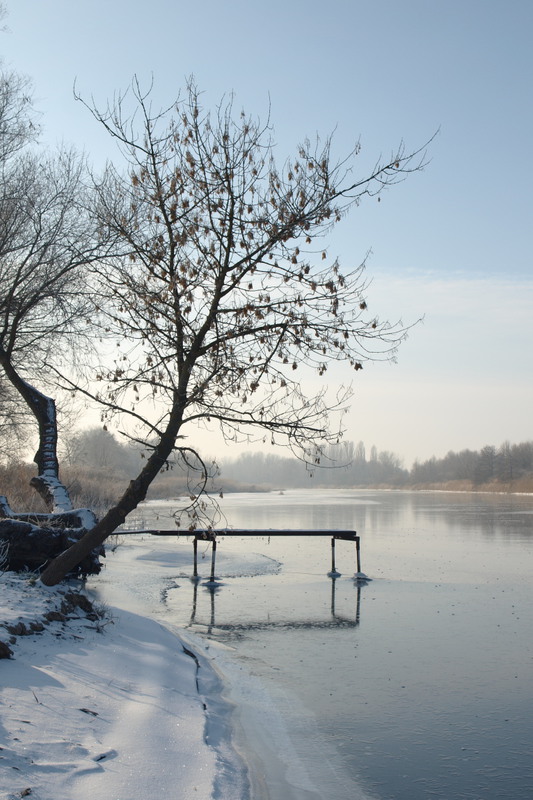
[117, 535, 282, 578]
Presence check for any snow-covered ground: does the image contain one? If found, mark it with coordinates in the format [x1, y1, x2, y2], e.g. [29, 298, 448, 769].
[0, 542, 257, 800]
[1, 534, 332, 800]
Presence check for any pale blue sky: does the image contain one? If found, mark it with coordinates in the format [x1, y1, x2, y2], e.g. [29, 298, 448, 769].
[2, 1, 532, 466]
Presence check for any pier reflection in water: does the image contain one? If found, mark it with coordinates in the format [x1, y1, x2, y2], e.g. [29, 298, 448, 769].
[187, 574, 363, 634]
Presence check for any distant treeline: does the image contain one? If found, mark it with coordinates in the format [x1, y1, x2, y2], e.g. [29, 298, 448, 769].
[220, 441, 407, 488]
[220, 440, 533, 491]
[410, 441, 533, 486]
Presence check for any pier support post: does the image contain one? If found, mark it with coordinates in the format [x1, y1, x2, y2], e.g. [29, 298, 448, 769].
[328, 537, 342, 577]
[209, 538, 217, 582]
[193, 537, 198, 578]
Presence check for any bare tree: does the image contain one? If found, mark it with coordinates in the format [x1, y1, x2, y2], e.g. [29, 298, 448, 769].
[0, 70, 37, 454]
[0, 69, 104, 511]
[0, 68, 108, 576]
[41, 79, 428, 584]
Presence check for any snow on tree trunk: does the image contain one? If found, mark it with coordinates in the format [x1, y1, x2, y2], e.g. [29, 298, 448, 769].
[28, 391, 73, 513]
[0, 351, 72, 512]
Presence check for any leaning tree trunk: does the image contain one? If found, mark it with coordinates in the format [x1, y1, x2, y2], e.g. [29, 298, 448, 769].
[0, 351, 102, 576]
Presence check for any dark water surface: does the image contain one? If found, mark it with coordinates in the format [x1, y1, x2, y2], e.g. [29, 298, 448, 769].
[132, 490, 533, 800]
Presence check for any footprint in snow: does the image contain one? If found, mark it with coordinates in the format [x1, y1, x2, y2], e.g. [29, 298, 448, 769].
[93, 749, 118, 762]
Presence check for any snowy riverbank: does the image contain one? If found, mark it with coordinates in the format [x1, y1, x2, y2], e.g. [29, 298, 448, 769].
[1, 534, 341, 800]
[0, 569, 253, 800]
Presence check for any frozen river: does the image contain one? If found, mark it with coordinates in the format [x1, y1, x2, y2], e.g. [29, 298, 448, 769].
[122, 489, 533, 800]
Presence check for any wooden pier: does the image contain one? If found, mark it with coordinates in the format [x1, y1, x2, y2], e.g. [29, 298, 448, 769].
[118, 528, 362, 582]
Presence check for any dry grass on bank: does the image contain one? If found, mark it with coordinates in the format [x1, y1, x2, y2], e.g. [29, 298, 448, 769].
[408, 478, 533, 494]
[0, 462, 129, 515]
